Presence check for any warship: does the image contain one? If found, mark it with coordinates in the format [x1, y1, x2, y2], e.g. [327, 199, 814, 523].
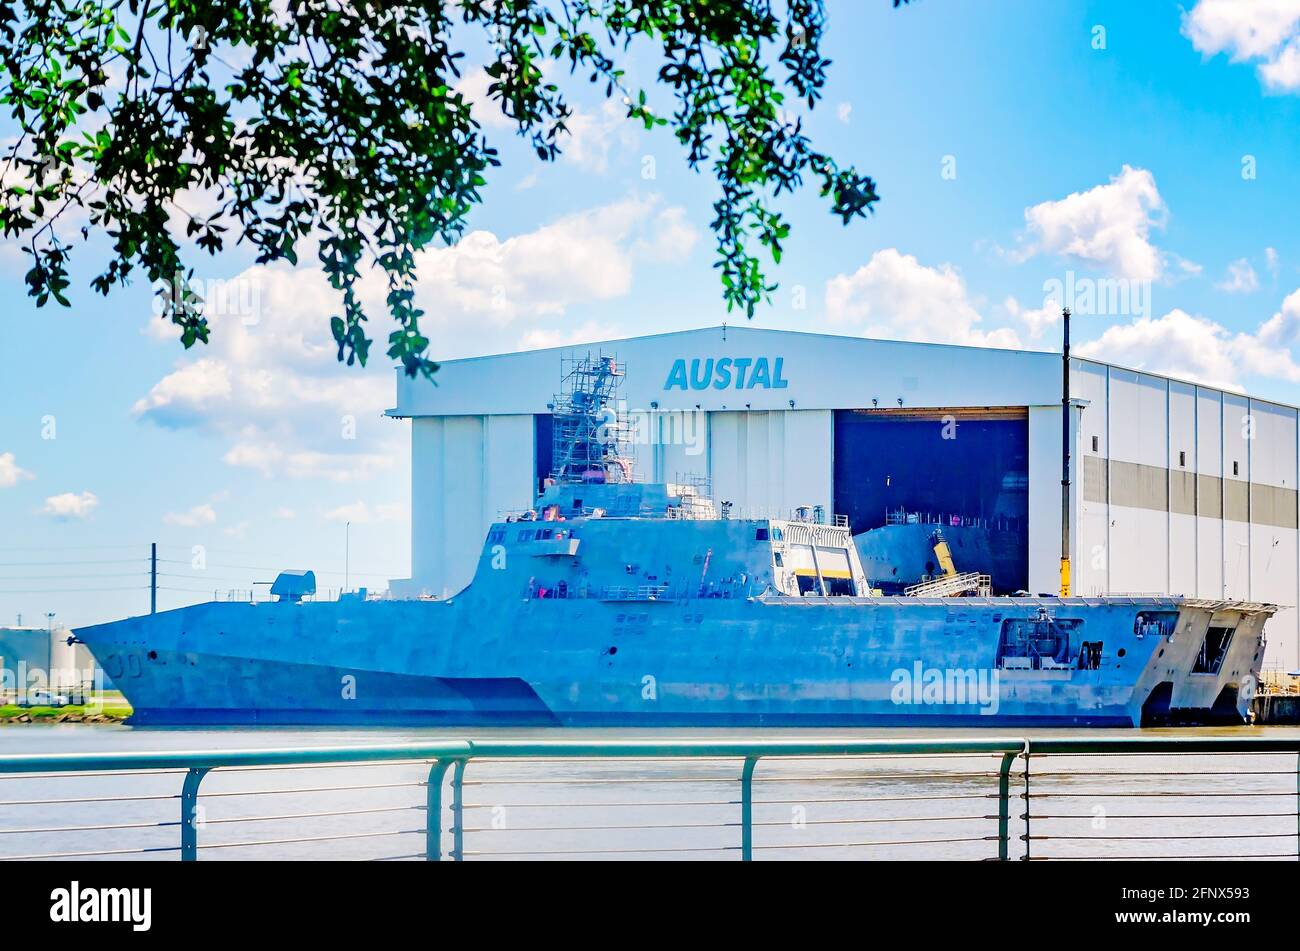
[77, 355, 1274, 727]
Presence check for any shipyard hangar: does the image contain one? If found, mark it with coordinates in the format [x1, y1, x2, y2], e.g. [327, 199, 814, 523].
[388, 325, 1300, 673]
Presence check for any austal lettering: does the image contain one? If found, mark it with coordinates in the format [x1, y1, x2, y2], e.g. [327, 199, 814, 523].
[664, 357, 789, 391]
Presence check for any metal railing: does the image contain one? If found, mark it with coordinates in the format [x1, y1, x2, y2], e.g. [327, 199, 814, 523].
[904, 572, 993, 598]
[0, 737, 1296, 861]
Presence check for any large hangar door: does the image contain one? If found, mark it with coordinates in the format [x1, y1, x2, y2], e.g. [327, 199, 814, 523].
[834, 408, 1029, 593]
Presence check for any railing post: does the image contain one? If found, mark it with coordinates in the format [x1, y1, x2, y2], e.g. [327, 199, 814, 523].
[1020, 742, 1032, 862]
[741, 755, 759, 862]
[425, 760, 452, 862]
[996, 752, 1016, 861]
[451, 759, 466, 862]
[180, 767, 209, 861]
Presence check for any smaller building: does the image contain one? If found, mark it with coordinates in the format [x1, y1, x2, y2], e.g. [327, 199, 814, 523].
[0, 626, 109, 698]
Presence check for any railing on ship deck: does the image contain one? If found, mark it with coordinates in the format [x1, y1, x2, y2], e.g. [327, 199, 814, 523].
[0, 738, 1297, 861]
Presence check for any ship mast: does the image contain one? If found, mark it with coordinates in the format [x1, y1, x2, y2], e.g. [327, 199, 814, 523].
[549, 353, 635, 488]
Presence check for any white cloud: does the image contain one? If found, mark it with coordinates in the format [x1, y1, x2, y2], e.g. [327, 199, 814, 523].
[456, 67, 638, 171]
[517, 320, 624, 352]
[324, 501, 404, 524]
[133, 197, 693, 481]
[561, 100, 640, 173]
[454, 68, 515, 130]
[1266, 246, 1280, 275]
[1216, 258, 1260, 293]
[222, 442, 394, 483]
[413, 196, 692, 337]
[273, 507, 297, 519]
[1076, 293, 1300, 390]
[163, 503, 217, 527]
[1183, 0, 1300, 92]
[633, 207, 700, 262]
[0, 452, 33, 488]
[1003, 296, 1062, 340]
[836, 102, 852, 123]
[1020, 166, 1166, 280]
[41, 491, 99, 519]
[825, 249, 1021, 349]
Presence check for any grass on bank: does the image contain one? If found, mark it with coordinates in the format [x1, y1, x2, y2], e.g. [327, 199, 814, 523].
[0, 691, 132, 720]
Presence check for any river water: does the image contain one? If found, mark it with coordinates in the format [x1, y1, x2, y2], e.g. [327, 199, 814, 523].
[2, 725, 1298, 861]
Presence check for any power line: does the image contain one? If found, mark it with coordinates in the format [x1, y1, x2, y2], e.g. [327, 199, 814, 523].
[0, 585, 148, 594]
[0, 544, 150, 552]
[0, 572, 150, 580]
[0, 558, 147, 567]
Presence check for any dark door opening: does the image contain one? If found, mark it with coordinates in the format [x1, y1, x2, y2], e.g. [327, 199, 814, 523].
[834, 408, 1029, 593]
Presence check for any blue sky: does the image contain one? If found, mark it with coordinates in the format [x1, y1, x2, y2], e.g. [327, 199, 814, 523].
[3, 0, 1299, 627]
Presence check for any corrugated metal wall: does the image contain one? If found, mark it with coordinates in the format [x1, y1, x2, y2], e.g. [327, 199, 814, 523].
[1074, 360, 1299, 672]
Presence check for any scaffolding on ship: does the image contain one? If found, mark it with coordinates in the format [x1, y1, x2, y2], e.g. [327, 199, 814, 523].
[549, 353, 636, 485]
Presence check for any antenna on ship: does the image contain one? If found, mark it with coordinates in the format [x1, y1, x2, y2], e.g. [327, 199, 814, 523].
[1059, 306, 1071, 598]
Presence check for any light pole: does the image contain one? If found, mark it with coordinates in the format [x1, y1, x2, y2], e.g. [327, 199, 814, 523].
[345, 521, 351, 594]
[45, 612, 55, 700]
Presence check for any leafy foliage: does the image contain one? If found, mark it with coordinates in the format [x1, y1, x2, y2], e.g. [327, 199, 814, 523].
[0, 1, 902, 377]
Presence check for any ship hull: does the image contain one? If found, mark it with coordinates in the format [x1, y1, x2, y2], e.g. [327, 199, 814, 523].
[77, 594, 1269, 728]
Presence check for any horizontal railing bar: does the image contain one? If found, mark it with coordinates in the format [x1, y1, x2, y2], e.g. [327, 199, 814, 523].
[197, 829, 426, 850]
[461, 777, 742, 786]
[1024, 791, 1295, 798]
[751, 772, 1000, 782]
[1025, 832, 1300, 841]
[458, 815, 987, 833]
[461, 844, 740, 856]
[459, 821, 741, 832]
[752, 835, 992, 849]
[457, 791, 991, 809]
[372, 852, 429, 860]
[0, 793, 180, 806]
[0, 844, 181, 860]
[1027, 769, 1296, 778]
[753, 793, 991, 804]
[371, 853, 428, 861]
[0, 768, 187, 780]
[4, 736, 1298, 776]
[461, 771, 1000, 787]
[1029, 746, 1300, 755]
[1029, 853, 1300, 861]
[0, 739, 1027, 774]
[218, 762, 434, 773]
[462, 800, 741, 808]
[203, 782, 428, 798]
[0, 819, 178, 835]
[202, 805, 424, 825]
[1030, 811, 1300, 819]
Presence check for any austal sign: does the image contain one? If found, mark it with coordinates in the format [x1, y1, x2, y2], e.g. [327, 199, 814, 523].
[663, 357, 789, 391]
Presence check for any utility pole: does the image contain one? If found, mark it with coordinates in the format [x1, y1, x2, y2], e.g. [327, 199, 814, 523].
[46, 612, 55, 695]
[150, 542, 158, 615]
[345, 522, 351, 593]
[1060, 306, 1072, 598]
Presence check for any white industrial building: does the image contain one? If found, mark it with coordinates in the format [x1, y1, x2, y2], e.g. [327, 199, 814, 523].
[388, 325, 1300, 672]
